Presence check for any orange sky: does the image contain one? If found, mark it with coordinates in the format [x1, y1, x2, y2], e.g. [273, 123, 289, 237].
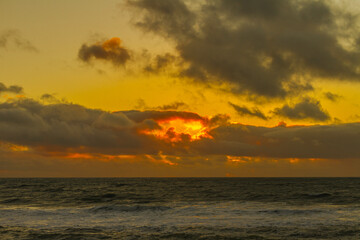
[1, 0, 360, 177]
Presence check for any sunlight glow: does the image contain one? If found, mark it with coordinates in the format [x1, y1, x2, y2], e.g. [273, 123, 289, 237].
[0, 142, 29, 152]
[144, 118, 213, 142]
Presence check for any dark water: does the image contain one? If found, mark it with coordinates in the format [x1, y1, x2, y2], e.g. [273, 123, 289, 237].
[0, 178, 359, 239]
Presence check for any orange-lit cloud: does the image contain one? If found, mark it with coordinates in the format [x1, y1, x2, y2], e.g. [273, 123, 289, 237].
[64, 153, 136, 162]
[78, 37, 130, 66]
[142, 118, 213, 142]
[0, 141, 29, 152]
[121, 110, 207, 124]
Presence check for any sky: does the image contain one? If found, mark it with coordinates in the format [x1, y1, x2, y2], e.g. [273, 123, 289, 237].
[1, 0, 360, 177]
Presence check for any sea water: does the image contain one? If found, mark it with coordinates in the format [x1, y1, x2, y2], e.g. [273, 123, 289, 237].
[0, 178, 359, 239]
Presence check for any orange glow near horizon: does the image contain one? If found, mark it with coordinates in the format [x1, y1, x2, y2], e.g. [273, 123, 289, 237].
[145, 153, 178, 166]
[64, 153, 137, 161]
[0, 142, 29, 152]
[144, 118, 213, 142]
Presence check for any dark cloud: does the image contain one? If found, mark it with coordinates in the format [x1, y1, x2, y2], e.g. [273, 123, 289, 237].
[120, 110, 206, 123]
[273, 98, 330, 121]
[0, 97, 208, 156]
[78, 37, 130, 66]
[0, 82, 23, 95]
[144, 53, 176, 73]
[155, 101, 188, 110]
[40, 93, 60, 103]
[229, 102, 268, 120]
[127, 0, 195, 39]
[208, 114, 231, 128]
[0, 99, 146, 155]
[134, 99, 188, 111]
[324, 92, 342, 102]
[127, 0, 360, 98]
[0, 29, 38, 52]
[194, 122, 360, 159]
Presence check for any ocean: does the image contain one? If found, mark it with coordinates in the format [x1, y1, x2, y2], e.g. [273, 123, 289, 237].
[0, 178, 359, 239]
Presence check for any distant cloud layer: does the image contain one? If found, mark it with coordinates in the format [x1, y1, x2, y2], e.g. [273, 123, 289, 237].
[195, 121, 360, 159]
[0, 94, 359, 160]
[127, 0, 360, 98]
[229, 102, 268, 120]
[134, 99, 188, 111]
[0, 82, 23, 95]
[78, 37, 130, 66]
[155, 101, 188, 111]
[0, 79, 360, 178]
[273, 98, 330, 121]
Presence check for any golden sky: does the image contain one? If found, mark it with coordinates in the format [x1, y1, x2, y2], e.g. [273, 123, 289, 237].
[1, 0, 360, 177]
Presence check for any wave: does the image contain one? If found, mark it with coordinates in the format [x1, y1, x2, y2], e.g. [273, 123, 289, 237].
[88, 205, 172, 213]
[113, 183, 129, 187]
[0, 198, 30, 204]
[44, 187, 64, 193]
[101, 193, 117, 198]
[1, 224, 360, 240]
[301, 193, 332, 199]
[258, 209, 323, 215]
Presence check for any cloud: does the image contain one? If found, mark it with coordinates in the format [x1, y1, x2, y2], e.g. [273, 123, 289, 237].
[127, 0, 360, 98]
[229, 102, 268, 120]
[144, 53, 176, 73]
[155, 101, 188, 111]
[120, 110, 206, 124]
[0, 96, 208, 156]
[134, 99, 188, 111]
[193, 121, 360, 159]
[1, 84, 360, 167]
[127, 0, 195, 39]
[40, 93, 62, 104]
[2, 149, 360, 177]
[273, 98, 330, 121]
[0, 82, 23, 95]
[78, 37, 130, 66]
[0, 29, 38, 52]
[0, 95, 360, 175]
[324, 92, 342, 102]
[0, 98, 146, 155]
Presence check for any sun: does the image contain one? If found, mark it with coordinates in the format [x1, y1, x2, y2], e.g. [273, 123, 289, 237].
[144, 118, 213, 142]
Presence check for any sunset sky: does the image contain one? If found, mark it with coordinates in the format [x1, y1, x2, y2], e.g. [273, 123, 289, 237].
[1, 0, 360, 177]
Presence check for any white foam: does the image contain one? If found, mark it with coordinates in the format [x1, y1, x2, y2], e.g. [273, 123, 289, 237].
[0, 201, 359, 229]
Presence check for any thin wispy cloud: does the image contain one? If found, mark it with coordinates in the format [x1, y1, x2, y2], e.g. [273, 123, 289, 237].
[0, 29, 38, 52]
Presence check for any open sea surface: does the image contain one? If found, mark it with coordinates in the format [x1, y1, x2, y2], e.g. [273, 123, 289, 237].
[0, 178, 359, 239]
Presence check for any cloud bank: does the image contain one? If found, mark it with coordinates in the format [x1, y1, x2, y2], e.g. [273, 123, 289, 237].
[0, 95, 359, 160]
[0, 82, 23, 95]
[0, 82, 359, 176]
